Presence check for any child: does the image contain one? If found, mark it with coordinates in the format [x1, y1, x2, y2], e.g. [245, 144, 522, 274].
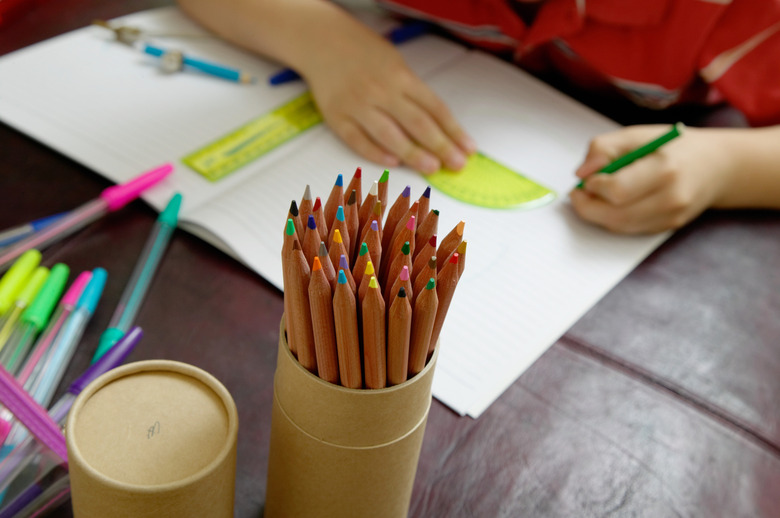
[177, 0, 780, 233]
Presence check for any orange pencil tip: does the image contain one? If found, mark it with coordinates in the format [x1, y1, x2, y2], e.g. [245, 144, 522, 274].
[312, 256, 322, 270]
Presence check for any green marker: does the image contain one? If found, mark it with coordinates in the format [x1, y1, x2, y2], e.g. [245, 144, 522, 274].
[92, 193, 182, 363]
[577, 122, 684, 189]
[0, 263, 69, 373]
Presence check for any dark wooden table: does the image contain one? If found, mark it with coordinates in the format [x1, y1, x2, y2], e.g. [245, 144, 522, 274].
[3, 2, 780, 516]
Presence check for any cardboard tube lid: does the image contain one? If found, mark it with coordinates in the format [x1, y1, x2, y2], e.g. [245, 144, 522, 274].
[67, 360, 238, 488]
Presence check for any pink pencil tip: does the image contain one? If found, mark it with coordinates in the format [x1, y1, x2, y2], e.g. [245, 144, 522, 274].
[400, 265, 409, 280]
[406, 215, 416, 230]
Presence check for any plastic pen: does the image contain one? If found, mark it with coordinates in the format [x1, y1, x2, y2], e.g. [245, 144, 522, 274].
[0, 164, 173, 273]
[0, 250, 41, 318]
[92, 193, 181, 363]
[576, 122, 683, 189]
[26, 268, 107, 411]
[0, 213, 66, 249]
[0, 327, 142, 501]
[140, 43, 256, 83]
[268, 21, 430, 85]
[0, 264, 69, 375]
[3, 268, 106, 452]
[0, 272, 90, 447]
[0, 268, 49, 354]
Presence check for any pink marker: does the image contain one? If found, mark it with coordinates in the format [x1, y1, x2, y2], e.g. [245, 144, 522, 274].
[0, 163, 173, 272]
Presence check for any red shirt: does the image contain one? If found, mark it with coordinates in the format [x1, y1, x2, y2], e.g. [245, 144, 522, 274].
[377, 0, 780, 126]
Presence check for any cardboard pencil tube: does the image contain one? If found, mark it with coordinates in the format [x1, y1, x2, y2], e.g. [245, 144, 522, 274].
[66, 360, 239, 518]
[265, 316, 438, 518]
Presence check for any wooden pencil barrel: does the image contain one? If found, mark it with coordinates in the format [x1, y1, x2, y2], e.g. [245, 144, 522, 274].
[265, 316, 438, 518]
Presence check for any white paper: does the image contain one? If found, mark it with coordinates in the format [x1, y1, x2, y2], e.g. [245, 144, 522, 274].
[0, 7, 669, 417]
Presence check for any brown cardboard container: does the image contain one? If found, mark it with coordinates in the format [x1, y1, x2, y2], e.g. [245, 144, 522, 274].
[65, 360, 239, 518]
[265, 317, 438, 518]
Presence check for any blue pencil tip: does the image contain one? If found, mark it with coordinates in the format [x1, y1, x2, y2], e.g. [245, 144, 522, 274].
[336, 206, 345, 221]
[336, 174, 343, 187]
[338, 269, 347, 284]
[308, 214, 316, 229]
[423, 186, 431, 198]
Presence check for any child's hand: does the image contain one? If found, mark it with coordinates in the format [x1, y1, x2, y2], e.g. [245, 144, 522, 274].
[300, 32, 476, 174]
[568, 125, 736, 234]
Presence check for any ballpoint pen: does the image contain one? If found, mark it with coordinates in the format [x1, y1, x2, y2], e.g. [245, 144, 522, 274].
[0, 163, 173, 273]
[0, 267, 49, 354]
[268, 21, 430, 85]
[0, 264, 69, 375]
[0, 213, 66, 249]
[0, 272, 89, 448]
[3, 269, 106, 450]
[0, 251, 41, 318]
[140, 43, 256, 84]
[26, 268, 107, 411]
[0, 327, 142, 503]
[92, 193, 180, 363]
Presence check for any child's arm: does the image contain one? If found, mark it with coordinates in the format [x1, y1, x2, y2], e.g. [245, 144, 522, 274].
[568, 124, 780, 234]
[177, 0, 475, 173]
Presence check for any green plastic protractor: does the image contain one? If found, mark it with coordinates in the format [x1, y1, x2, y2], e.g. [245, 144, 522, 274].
[427, 152, 556, 209]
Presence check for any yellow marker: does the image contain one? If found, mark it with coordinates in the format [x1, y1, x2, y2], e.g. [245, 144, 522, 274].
[427, 152, 556, 209]
[0, 266, 49, 352]
[183, 92, 323, 182]
[0, 249, 42, 315]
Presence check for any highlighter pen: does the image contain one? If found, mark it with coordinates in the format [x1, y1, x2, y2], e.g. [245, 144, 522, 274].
[0, 213, 66, 249]
[0, 327, 142, 498]
[0, 250, 41, 318]
[576, 122, 683, 189]
[0, 267, 49, 354]
[140, 43, 256, 84]
[92, 193, 181, 363]
[268, 21, 430, 85]
[0, 264, 69, 375]
[0, 163, 173, 273]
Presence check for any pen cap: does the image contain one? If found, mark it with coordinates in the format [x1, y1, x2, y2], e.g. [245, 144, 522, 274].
[158, 192, 182, 227]
[66, 360, 238, 518]
[61, 270, 92, 307]
[21, 263, 69, 330]
[265, 316, 438, 518]
[99, 163, 173, 211]
[0, 249, 41, 314]
[78, 268, 107, 315]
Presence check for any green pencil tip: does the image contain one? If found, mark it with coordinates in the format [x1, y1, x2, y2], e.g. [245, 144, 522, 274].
[379, 169, 389, 183]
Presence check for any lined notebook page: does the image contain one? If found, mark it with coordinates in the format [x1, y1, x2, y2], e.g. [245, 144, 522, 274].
[0, 8, 670, 417]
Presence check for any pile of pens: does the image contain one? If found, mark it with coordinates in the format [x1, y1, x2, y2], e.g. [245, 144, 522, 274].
[0, 163, 176, 515]
[282, 168, 466, 389]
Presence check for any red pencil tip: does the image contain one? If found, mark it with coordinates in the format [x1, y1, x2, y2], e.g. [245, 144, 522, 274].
[313, 197, 322, 211]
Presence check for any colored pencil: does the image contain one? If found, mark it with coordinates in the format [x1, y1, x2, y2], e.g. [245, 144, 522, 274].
[437, 221, 465, 272]
[416, 186, 431, 229]
[361, 276, 386, 389]
[358, 181, 378, 233]
[412, 256, 436, 305]
[387, 286, 412, 386]
[333, 270, 362, 389]
[299, 184, 313, 231]
[386, 265, 412, 310]
[317, 241, 337, 291]
[288, 199, 304, 240]
[409, 278, 438, 376]
[412, 234, 437, 286]
[345, 190, 360, 260]
[428, 252, 460, 354]
[324, 174, 344, 229]
[380, 186, 411, 275]
[377, 169, 389, 220]
[328, 206, 351, 264]
[414, 209, 439, 258]
[287, 240, 316, 370]
[352, 242, 372, 288]
[345, 167, 363, 211]
[312, 197, 328, 242]
[363, 219, 383, 276]
[302, 215, 321, 268]
[309, 257, 339, 384]
[328, 229, 349, 275]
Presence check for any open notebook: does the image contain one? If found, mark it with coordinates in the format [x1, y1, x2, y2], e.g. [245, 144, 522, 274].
[0, 7, 669, 417]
